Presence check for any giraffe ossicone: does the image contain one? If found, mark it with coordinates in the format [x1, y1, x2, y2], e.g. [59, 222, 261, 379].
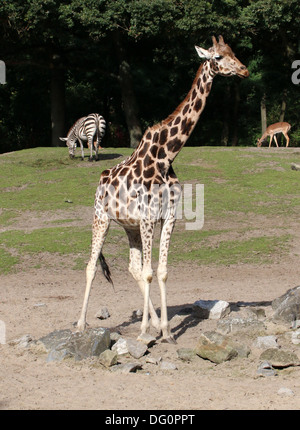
[77, 36, 249, 343]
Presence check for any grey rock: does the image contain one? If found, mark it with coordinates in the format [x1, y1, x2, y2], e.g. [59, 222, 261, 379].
[111, 338, 129, 355]
[291, 330, 300, 345]
[177, 348, 197, 362]
[248, 307, 266, 320]
[37, 329, 72, 353]
[46, 344, 74, 362]
[146, 356, 161, 365]
[277, 387, 295, 397]
[291, 162, 300, 171]
[69, 327, 111, 360]
[253, 335, 278, 349]
[259, 348, 300, 368]
[272, 286, 300, 324]
[217, 317, 266, 335]
[132, 309, 143, 318]
[95, 307, 110, 320]
[126, 338, 148, 359]
[229, 340, 251, 358]
[38, 328, 110, 362]
[10, 334, 34, 349]
[193, 299, 230, 320]
[109, 331, 121, 346]
[136, 333, 156, 347]
[291, 320, 300, 329]
[257, 361, 277, 377]
[111, 362, 142, 373]
[194, 331, 238, 364]
[98, 349, 118, 367]
[160, 360, 177, 370]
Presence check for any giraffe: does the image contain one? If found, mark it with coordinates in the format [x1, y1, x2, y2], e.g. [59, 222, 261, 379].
[77, 36, 249, 343]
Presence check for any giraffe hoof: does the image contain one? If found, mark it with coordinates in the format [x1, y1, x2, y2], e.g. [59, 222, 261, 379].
[161, 335, 177, 345]
[76, 320, 88, 332]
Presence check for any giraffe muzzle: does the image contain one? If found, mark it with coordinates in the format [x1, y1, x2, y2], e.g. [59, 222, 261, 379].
[237, 65, 249, 79]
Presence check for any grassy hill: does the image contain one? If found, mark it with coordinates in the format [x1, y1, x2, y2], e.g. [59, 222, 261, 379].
[0, 146, 299, 274]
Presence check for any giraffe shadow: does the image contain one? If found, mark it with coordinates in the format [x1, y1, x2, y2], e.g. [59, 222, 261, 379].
[96, 153, 125, 161]
[169, 300, 272, 340]
[80, 153, 124, 162]
[108, 300, 272, 342]
[111, 304, 199, 341]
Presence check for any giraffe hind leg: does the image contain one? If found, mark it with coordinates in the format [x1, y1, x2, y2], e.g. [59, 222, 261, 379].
[125, 228, 160, 332]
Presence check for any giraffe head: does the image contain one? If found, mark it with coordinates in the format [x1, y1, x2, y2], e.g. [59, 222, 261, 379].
[59, 136, 76, 158]
[195, 35, 249, 79]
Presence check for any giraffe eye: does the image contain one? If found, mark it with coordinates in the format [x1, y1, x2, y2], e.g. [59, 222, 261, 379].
[214, 55, 223, 60]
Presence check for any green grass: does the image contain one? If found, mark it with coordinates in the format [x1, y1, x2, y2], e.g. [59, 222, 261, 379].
[0, 248, 19, 274]
[169, 232, 291, 266]
[174, 147, 300, 216]
[0, 147, 131, 211]
[0, 146, 298, 274]
[0, 227, 92, 254]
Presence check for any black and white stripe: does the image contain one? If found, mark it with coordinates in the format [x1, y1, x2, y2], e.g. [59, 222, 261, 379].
[60, 113, 106, 161]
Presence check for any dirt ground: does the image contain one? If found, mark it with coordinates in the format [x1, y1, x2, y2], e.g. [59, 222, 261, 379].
[1, 204, 300, 410]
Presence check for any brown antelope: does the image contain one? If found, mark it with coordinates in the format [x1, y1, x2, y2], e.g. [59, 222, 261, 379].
[257, 122, 291, 148]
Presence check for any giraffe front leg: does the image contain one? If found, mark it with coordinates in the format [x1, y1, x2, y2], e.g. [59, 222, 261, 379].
[77, 213, 110, 331]
[157, 216, 176, 344]
[138, 220, 155, 340]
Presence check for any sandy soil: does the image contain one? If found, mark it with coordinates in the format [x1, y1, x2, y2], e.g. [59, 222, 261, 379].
[1, 206, 300, 410]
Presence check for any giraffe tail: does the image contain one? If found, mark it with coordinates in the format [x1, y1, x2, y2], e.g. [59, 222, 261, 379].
[99, 252, 114, 289]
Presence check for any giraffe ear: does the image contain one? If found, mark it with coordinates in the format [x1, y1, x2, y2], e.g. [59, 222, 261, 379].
[59, 137, 67, 141]
[195, 46, 212, 60]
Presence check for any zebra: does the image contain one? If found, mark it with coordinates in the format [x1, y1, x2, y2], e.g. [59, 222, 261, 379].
[60, 113, 106, 161]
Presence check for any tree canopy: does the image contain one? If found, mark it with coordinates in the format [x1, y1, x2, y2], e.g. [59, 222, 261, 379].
[1, 0, 300, 153]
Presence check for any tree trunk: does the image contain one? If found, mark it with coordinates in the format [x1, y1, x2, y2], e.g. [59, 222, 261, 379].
[278, 89, 287, 146]
[114, 32, 142, 149]
[221, 85, 230, 146]
[50, 60, 65, 147]
[260, 93, 267, 135]
[232, 82, 240, 146]
[279, 89, 287, 122]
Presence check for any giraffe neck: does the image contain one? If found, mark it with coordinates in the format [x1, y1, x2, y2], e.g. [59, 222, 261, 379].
[136, 61, 215, 169]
